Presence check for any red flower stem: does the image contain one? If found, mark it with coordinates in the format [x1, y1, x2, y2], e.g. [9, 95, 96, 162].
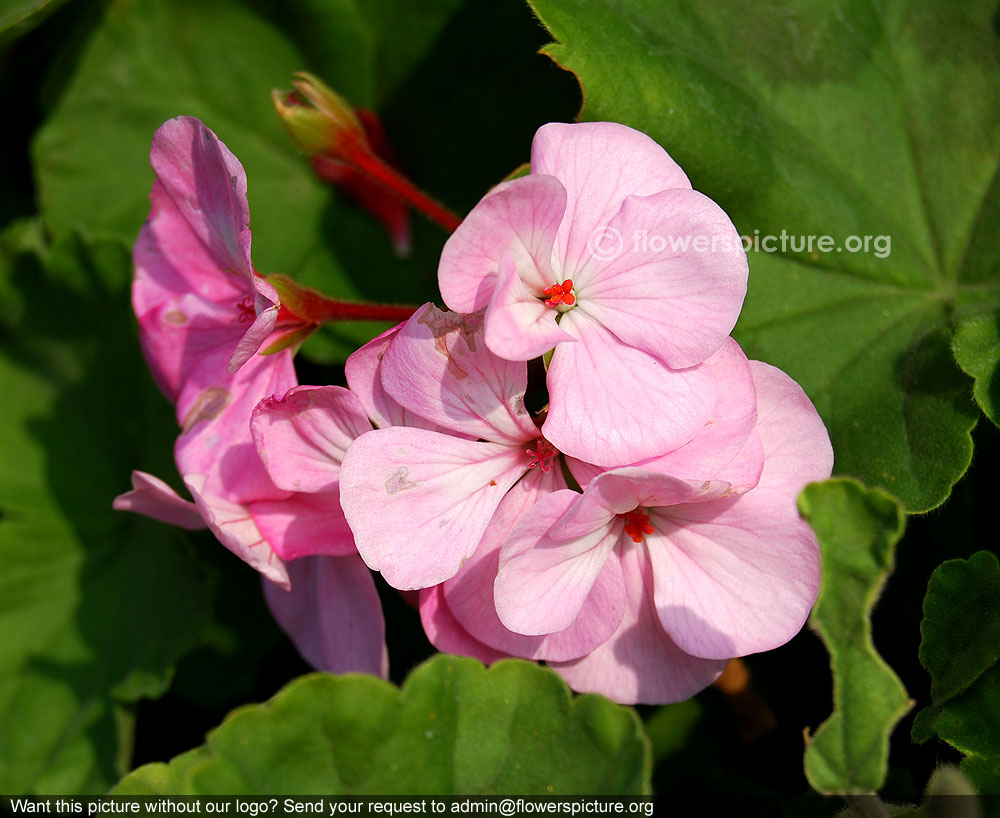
[344, 148, 463, 233]
[276, 301, 418, 326]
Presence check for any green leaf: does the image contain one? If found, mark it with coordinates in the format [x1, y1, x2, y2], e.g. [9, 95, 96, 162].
[953, 288, 1000, 427]
[0, 0, 72, 48]
[912, 552, 1000, 795]
[528, 0, 997, 511]
[919, 552, 1000, 707]
[798, 479, 911, 795]
[0, 226, 213, 794]
[112, 656, 651, 795]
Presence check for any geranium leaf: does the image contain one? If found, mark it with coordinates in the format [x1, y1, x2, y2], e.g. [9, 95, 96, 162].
[111, 655, 651, 795]
[0, 0, 72, 47]
[527, 0, 998, 511]
[0, 226, 213, 793]
[911, 552, 1000, 794]
[798, 479, 910, 794]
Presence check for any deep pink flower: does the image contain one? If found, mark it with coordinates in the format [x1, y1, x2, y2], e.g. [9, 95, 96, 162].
[132, 116, 281, 396]
[483, 361, 832, 704]
[438, 122, 748, 466]
[115, 116, 386, 677]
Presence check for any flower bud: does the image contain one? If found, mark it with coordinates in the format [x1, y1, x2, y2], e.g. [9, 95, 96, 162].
[271, 72, 368, 159]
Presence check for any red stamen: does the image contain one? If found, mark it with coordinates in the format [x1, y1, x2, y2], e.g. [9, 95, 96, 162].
[542, 279, 576, 308]
[622, 509, 654, 544]
[236, 295, 256, 323]
[525, 439, 558, 472]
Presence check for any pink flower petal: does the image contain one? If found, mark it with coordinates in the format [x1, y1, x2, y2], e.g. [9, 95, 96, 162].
[263, 554, 387, 677]
[635, 338, 760, 485]
[484, 255, 576, 361]
[576, 188, 747, 368]
[444, 468, 624, 661]
[439, 174, 566, 312]
[250, 490, 356, 560]
[228, 299, 279, 373]
[494, 489, 623, 636]
[549, 542, 727, 705]
[339, 427, 528, 589]
[251, 385, 371, 493]
[175, 349, 297, 505]
[647, 362, 833, 659]
[344, 324, 440, 432]
[419, 585, 510, 665]
[184, 474, 289, 588]
[149, 117, 253, 279]
[530, 122, 691, 277]
[379, 304, 538, 444]
[542, 315, 717, 467]
[133, 197, 249, 402]
[112, 470, 206, 530]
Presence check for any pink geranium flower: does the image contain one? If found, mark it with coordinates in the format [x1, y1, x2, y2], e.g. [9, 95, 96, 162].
[438, 122, 749, 466]
[488, 361, 832, 704]
[115, 116, 386, 677]
[339, 304, 582, 590]
[132, 116, 281, 395]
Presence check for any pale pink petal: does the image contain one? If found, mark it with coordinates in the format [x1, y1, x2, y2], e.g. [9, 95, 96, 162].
[112, 470, 206, 530]
[344, 324, 440, 432]
[748, 361, 835, 493]
[542, 315, 717, 467]
[553, 468, 695, 538]
[184, 474, 289, 588]
[530, 122, 691, 277]
[149, 116, 253, 278]
[635, 338, 760, 484]
[379, 304, 538, 444]
[647, 362, 833, 659]
[494, 489, 623, 636]
[576, 188, 747, 368]
[484, 255, 576, 361]
[251, 385, 371, 493]
[228, 303, 279, 373]
[438, 174, 566, 312]
[549, 542, 727, 705]
[701, 430, 765, 499]
[563, 455, 604, 491]
[444, 468, 624, 661]
[175, 349, 297, 505]
[339, 427, 528, 589]
[250, 490, 355, 560]
[419, 586, 510, 665]
[263, 554, 387, 677]
[647, 503, 818, 659]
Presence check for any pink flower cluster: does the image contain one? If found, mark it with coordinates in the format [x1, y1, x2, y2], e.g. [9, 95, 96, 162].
[117, 117, 832, 704]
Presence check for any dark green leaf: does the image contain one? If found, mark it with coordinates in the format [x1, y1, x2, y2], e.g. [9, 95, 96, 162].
[0, 226, 213, 793]
[112, 656, 651, 795]
[912, 552, 1000, 795]
[798, 479, 910, 794]
[919, 552, 1000, 707]
[0, 0, 72, 47]
[527, 0, 997, 511]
